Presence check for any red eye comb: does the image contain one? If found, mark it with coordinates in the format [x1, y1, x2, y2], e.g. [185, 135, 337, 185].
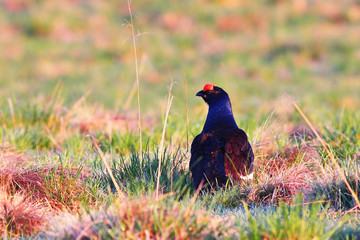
[203, 83, 215, 91]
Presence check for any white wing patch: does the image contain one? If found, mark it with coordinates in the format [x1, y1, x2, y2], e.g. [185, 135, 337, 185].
[240, 172, 253, 180]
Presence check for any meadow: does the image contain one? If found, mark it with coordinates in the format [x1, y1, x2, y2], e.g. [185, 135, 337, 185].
[1, 0, 360, 239]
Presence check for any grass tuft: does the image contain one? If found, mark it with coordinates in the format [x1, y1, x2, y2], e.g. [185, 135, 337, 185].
[95, 146, 192, 197]
[0, 189, 47, 237]
[0, 148, 92, 212]
[45, 195, 229, 239]
[238, 199, 342, 239]
[250, 137, 321, 204]
[310, 174, 360, 211]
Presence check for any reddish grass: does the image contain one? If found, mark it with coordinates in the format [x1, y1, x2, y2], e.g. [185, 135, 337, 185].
[0, 188, 47, 237]
[247, 120, 323, 204]
[0, 148, 90, 236]
[51, 196, 229, 239]
[0, 149, 90, 211]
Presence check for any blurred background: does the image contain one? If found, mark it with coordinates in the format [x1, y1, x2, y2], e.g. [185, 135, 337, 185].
[1, 0, 360, 131]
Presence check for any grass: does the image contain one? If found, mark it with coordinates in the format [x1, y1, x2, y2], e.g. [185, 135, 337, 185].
[237, 199, 343, 239]
[94, 146, 192, 197]
[43, 195, 230, 239]
[1, 0, 360, 239]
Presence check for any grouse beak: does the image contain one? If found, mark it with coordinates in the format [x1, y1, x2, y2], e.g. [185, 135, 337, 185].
[196, 90, 204, 97]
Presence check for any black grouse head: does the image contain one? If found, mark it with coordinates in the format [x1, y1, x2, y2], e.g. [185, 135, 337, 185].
[196, 84, 229, 106]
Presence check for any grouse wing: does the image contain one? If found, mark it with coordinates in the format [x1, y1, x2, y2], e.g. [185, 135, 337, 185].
[223, 128, 254, 182]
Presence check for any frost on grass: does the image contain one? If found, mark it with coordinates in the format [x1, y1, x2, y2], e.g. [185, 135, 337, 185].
[308, 168, 360, 210]
[45, 196, 230, 239]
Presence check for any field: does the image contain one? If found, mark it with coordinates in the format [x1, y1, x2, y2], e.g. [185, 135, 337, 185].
[1, 0, 360, 239]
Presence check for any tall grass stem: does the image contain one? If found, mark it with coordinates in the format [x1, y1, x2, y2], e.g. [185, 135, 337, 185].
[91, 134, 124, 198]
[184, 74, 189, 152]
[123, 55, 147, 111]
[156, 82, 174, 198]
[7, 98, 16, 128]
[126, 0, 143, 163]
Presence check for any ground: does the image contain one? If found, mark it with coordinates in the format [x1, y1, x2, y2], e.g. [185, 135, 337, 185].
[1, 0, 360, 239]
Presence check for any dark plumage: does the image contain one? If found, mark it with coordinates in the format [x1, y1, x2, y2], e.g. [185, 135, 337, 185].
[190, 84, 254, 191]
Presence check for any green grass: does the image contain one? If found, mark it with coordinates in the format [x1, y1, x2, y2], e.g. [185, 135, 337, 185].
[95, 146, 192, 197]
[237, 199, 342, 240]
[1, 0, 360, 239]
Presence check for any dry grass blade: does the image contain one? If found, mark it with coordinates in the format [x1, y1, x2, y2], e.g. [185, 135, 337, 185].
[293, 102, 360, 209]
[44, 124, 61, 150]
[184, 74, 189, 152]
[123, 80, 138, 111]
[64, 90, 92, 121]
[7, 98, 16, 128]
[123, 55, 147, 111]
[46, 79, 62, 110]
[90, 134, 124, 198]
[156, 82, 174, 198]
[126, 0, 143, 164]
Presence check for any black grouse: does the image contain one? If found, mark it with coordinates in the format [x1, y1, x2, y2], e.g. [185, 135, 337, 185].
[190, 84, 254, 191]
